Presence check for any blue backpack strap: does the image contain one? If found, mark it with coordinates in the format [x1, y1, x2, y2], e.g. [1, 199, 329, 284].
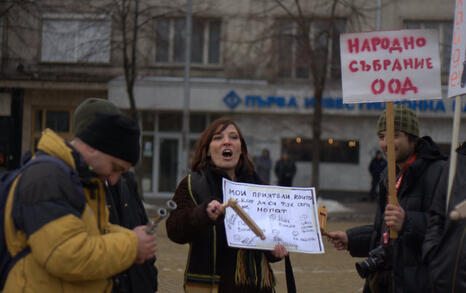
[23, 154, 84, 198]
[0, 154, 83, 289]
[0, 164, 31, 288]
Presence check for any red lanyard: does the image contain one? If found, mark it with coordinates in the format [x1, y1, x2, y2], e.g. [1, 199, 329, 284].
[395, 154, 417, 195]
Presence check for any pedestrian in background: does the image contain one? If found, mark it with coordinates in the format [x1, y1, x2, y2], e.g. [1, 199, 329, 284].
[254, 148, 272, 184]
[275, 150, 296, 187]
[423, 142, 466, 293]
[3, 112, 157, 292]
[368, 150, 387, 201]
[327, 105, 447, 293]
[72, 98, 158, 293]
[166, 117, 288, 293]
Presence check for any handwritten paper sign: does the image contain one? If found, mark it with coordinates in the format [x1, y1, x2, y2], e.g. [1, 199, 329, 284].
[448, 0, 466, 98]
[341, 29, 441, 103]
[222, 178, 324, 254]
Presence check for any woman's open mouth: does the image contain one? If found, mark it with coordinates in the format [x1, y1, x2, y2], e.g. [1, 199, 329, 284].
[222, 149, 233, 158]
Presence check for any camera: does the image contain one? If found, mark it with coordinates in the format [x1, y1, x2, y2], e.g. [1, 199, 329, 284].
[355, 246, 386, 278]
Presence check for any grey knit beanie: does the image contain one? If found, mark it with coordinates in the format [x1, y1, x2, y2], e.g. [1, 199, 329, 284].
[73, 98, 121, 136]
[376, 104, 419, 137]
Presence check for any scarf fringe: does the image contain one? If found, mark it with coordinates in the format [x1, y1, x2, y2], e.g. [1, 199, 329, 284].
[235, 249, 275, 289]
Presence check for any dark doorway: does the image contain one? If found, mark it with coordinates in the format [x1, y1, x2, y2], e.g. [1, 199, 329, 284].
[0, 89, 23, 173]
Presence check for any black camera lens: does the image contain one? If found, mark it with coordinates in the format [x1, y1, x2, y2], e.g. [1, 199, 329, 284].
[356, 259, 376, 278]
[355, 246, 386, 278]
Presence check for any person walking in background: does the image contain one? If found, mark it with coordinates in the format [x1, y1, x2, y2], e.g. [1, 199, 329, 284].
[72, 98, 158, 293]
[275, 150, 296, 187]
[423, 142, 466, 293]
[327, 105, 447, 293]
[3, 112, 157, 292]
[254, 148, 272, 184]
[166, 117, 288, 293]
[368, 150, 387, 201]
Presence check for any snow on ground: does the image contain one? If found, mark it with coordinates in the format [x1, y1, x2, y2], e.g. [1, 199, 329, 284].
[317, 197, 354, 213]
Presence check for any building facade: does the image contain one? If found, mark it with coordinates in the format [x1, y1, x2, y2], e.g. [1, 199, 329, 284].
[0, 0, 464, 198]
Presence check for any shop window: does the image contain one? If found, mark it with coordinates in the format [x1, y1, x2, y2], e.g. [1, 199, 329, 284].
[209, 113, 224, 123]
[41, 13, 111, 63]
[158, 112, 182, 132]
[158, 138, 178, 192]
[46, 111, 70, 132]
[141, 111, 155, 131]
[405, 21, 452, 76]
[32, 107, 73, 150]
[281, 137, 359, 164]
[276, 18, 345, 79]
[141, 135, 154, 192]
[155, 18, 221, 65]
[190, 113, 207, 133]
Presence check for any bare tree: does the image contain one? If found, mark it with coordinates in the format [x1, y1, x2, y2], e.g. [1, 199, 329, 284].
[70, 0, 181, 122]
[3, 0, 216, 121]
[226, 0, 376, 191]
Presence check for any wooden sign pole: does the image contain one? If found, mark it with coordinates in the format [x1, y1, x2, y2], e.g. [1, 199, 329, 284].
[446, 95, 462, 212]
[223, 198, 266, 240]
[386, 102, 400, 239]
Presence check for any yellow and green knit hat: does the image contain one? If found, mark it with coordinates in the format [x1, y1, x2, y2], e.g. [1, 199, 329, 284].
[376, 104, 419, 137]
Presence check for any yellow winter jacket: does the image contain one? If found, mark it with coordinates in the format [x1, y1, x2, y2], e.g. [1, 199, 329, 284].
[3, 129, 138, 293]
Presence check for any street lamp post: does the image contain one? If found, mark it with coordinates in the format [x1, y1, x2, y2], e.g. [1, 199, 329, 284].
[182, 0, 192, 176]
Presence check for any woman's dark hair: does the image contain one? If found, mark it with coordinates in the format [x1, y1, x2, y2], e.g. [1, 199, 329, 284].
[191, 117, 254, 174]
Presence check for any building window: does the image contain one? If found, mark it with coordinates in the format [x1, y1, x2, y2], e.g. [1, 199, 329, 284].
[190, 113, 207, 133]
[158, 112, 182, 132]
[277, 18, 345, 79]
[155, 18, 221, 65]
[41, 13, 111, 63]
[281, 137, 359, 164]
[141, 135, 154, 192]
[32, 107, 73, 150]
[141, 111, 156, 131]
[405, 21, 452, 75]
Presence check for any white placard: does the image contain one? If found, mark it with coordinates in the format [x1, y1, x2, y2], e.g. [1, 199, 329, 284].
[222, 178, 324, 254]
[448, 0, 466, 98]
[341, 29, 442, 103]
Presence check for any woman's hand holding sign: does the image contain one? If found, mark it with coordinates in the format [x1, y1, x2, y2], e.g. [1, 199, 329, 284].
[206, 200, 225, 221]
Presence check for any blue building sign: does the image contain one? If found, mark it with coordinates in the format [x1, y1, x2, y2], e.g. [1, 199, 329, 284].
[223, 90, 242, 109]
[223, 90, 465, 113]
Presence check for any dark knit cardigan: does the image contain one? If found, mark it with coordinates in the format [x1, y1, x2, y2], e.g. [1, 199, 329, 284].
[166, 166, 280, 293]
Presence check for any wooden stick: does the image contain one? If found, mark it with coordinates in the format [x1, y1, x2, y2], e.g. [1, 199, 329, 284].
[318, 205, 328, 236]
[446, 95, 462, 213]
[225, 198, 266, 240]
[386, 102, 399, 239]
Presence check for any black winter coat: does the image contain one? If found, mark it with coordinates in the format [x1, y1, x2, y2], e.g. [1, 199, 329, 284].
[106, 172, 158, 293]
[166, 165, 280, 293]
[346, 137, 447, 293]
[423, 143, 466, 293]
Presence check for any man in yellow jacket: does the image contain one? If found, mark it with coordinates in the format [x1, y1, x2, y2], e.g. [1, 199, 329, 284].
[3, 112, 157, 292]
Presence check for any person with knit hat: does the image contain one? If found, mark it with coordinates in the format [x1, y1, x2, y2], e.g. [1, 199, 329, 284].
[72, 98, 158, 293]
[327, 104, 447, 293]
[3, 101, 157, 293]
